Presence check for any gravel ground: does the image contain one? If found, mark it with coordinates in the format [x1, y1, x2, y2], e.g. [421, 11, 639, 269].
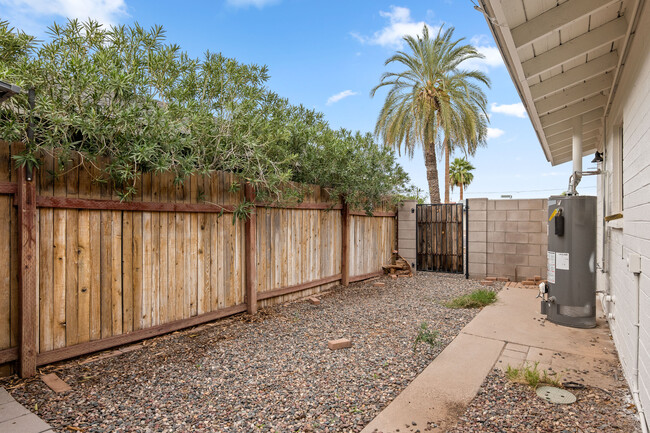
[447, 369, 641, 433]
[2, 273, 486, 433]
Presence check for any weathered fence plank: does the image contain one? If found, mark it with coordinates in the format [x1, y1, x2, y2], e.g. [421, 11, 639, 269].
[0, 142, 396, 377]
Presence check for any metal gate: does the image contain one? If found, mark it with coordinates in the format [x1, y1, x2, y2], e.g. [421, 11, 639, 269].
[416, 203, 464, 273]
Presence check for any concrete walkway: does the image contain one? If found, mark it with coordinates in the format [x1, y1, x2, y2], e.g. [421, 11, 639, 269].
[362, 286, 620, 433]
[0, 387, 53, 433]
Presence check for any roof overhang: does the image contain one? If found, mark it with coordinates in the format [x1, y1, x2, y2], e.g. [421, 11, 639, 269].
[478, 0, 644, 166]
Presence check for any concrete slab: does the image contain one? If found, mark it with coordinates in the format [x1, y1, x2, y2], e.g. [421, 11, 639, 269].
[362, 286, 624, 432]
[0, 401, 31, 421]
[0, 389, 13, 405]
[0, 413, 51, 433]
[0, 388, 53, 433]
[361, 333, 504, 433]
[495, 355, 525, 371]
[505, 342, 529, 353]
[461, 288, 615, 359]
[502, 348, 527, 360]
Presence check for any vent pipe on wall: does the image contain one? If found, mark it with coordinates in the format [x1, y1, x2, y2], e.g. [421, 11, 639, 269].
[568, 115, 583, 195]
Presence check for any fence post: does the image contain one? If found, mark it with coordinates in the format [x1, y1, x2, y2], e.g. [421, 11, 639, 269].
[244, 183, 257, 315]
[341, 200, 349, 286]
[17, 164, 37, 377]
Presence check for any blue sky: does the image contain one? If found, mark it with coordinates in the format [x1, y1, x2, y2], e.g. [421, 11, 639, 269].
[1, 0, 597, 201]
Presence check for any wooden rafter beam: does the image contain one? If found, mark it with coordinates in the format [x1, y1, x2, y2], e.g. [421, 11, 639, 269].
[552, 136, 599, 155]
[511, 0, 619, 48]
[522, 17, 627, 78]
[545, 119, 602, 145]
[547, 128, 600, 148]
[535, 73, 613, 114]
[540, 95, 607, 128]
[553, 138, 599, 164]
[543, 108, 604, 137]
[530, 52, 618, 101]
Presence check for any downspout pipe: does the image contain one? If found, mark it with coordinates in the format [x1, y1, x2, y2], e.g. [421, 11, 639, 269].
[633, 274, 649, 433]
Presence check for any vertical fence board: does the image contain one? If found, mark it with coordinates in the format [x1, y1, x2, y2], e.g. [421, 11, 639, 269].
[166, 174, 176, 321]
[52, 159, 67, 349]
[88, 166, 102, 341]
[142, 173, 152, 327]
[159, 175, 169, 323]
[0, 145, 11, 357]
[77, 167, 91, 343]
[64, 160, 79, 347]
[110, 211, 122, 335]
[151, 174, 160, 326]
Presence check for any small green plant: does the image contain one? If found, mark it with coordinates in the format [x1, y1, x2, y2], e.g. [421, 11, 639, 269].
[232, 200, 255, 223]
[196, 187, 205, 203]
[445, 289, 497, 309]
[506, 362, 562, 388]
[413, 322, 439, 352]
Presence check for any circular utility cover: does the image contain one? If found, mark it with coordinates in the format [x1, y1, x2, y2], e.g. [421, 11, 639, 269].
[536, 386, 577, 404]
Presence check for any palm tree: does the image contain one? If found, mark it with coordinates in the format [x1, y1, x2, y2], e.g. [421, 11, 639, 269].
[449, 157, 475, 201]
[442, 96, 489, 202]
[371, 25, 490, 203]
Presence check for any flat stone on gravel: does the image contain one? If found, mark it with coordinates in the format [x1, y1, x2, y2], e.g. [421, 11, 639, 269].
[328, 338, 352, 350]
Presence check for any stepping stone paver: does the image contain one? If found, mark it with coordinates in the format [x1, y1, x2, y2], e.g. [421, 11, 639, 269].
[0, 387, 52, 433]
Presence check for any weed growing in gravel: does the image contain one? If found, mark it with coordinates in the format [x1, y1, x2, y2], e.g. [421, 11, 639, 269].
[506, 362, 562, 388]
[445, 289, 497, 309]
[413, 322, 439, 352]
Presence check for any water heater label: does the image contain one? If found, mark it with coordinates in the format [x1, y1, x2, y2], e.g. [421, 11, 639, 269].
[547, 251, 556, 284]
[556, 252, 570, 270]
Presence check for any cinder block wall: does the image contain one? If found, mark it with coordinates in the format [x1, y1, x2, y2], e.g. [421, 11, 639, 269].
[397, 200, 417, 272]
[467, 198, 548, 281]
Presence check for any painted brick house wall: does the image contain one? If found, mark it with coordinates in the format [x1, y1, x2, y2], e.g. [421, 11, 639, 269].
[597, 4, 650, 419]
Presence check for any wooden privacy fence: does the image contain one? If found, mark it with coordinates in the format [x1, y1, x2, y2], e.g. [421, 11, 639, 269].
[0, 142, 396, 377]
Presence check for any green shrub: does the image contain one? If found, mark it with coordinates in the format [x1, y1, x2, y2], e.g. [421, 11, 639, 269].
[413, 322, 439, 352]
[445, 289, 497, 309]
[506, 362, 562, 388]
[0, 19, 408, 212]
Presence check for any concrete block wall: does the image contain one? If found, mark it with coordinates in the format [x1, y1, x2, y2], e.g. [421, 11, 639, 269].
[397, 200, 417, 271]
[467, 198, 548, 281]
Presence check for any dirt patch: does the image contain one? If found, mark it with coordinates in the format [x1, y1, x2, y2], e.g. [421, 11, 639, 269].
[447, 369, 641, 433]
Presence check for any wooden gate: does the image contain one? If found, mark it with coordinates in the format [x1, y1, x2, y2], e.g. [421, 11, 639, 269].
[416, 204, 464, 273]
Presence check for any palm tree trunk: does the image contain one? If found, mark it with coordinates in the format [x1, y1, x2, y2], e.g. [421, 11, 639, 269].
[460, 183, 464, 201]
[424, 142, 441, 204]
[444, 137, 450, 203]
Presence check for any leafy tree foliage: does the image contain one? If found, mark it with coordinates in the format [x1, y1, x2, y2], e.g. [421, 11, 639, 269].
[0, 19, 407, 213]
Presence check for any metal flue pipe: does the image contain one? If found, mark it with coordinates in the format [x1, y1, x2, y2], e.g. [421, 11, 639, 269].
[568, 115, 583, 195]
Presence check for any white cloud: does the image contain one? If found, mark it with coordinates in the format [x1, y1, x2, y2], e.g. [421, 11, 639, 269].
[351, 6, 436, 49]
[487, 127, 505, 139]
[491, 102, 527, 118]
[226, 0, 279, 8]
[326, 90, 358, 106]
[461, 34, 504, 71]
[0, 0, 127, 25]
